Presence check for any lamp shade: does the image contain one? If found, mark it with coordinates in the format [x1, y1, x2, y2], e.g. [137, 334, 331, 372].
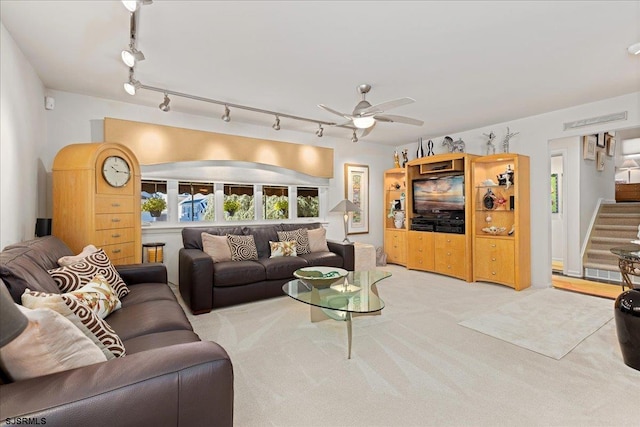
[330, 199, 360, 213]
[621, 159, 640, 169]
[0, 281, 28, 348]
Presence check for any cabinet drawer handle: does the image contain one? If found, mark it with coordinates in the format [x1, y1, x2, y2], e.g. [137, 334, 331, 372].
[447, 252, 451, 256]
[490, 244, 496, 248]
[111, 203, 121, 207]
[492, 272, 497, 275]
[491, 257, 496, 261]
[112, 249, 122, 254]
[111, 218, 121, 223]
[447, 265, 451, 269]
[447, 239, 451, 243]
[418, 249, 423, 252]
[112, 233, 121, 238]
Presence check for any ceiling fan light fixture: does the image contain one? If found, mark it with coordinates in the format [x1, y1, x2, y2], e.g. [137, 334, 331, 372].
[159, 93, 170, 112]
[122, 0, 153, 12]
[222, 105, 231, 122]
[628, 42, 640, 55]
[121, 47, 145, 67]
[352, 116, 376, 129]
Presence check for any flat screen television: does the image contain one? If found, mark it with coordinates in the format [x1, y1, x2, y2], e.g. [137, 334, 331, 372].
[412, 174, 465, 214]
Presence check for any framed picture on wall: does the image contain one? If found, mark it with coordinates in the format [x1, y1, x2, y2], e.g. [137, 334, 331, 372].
[550, 173, 559, 214]
[596, 150, 605, 171]
[596, 133, 606, 148]
[583, 135, 596, 160]
[606, 134, 616, 157]
[344, 163, 369, 235]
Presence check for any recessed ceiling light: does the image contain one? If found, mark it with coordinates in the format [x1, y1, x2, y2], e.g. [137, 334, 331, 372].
[628, 42, 640, 55]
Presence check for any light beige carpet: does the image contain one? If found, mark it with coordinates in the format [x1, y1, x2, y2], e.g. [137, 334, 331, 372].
[174, 265, 640, 426]
[459, 288, 613, 360]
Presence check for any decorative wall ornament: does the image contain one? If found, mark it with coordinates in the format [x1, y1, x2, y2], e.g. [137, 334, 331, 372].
[502, 127, 520, 153]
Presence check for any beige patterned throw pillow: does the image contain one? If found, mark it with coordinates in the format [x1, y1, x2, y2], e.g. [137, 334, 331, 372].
[48, 249, 129, 299]
[277, 229, 310, 254]
[57, 244, 99, 266]
[269, 241, 297, 258]
[227, 234, 259, 261]
[22, 289, 126, 359]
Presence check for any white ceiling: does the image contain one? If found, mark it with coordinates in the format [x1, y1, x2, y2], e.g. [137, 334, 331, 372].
[2, 1, 639, 146]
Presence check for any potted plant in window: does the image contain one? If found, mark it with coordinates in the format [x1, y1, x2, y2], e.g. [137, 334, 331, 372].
[223, 199, 240, 217]
[142, 195, 167, 218]
[273, 199, 288, 217]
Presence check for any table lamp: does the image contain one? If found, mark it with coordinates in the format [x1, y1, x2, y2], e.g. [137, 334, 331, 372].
[0, 281, 28, 348]
[330, 199, 360, 243]
[621, 159, 639, 183]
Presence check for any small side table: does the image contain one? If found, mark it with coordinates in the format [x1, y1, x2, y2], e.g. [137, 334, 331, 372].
[610, 244, 640, 291]
[353, 242, 377, 271]
[143, 242, 166, 263]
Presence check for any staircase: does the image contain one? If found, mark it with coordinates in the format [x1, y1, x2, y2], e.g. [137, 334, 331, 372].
[583, 202, 640, 273]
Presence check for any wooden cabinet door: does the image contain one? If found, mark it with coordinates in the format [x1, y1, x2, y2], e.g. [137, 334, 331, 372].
[385, 230, 406, 265]
[434, 233, 466, 278]
[474, 237, 515, 285]
[407, 231, 434, 271]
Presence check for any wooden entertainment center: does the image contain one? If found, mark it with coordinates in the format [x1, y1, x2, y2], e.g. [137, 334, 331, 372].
[384, 153, 531, 290]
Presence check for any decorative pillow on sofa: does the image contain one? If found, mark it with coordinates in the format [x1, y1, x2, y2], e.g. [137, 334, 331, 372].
[48, 249, 129, 299]
[277, 229, 310, 254]
[201, 232, 232, 263]
[57, 244, 99, 267]
[307, 227, 330, 253]
[269, 240, 297, 258]
[226, 234, 259, 261]
[0, 305, 107, 381]
[22, 289, 126, 359]
[64, 274, 121, 319]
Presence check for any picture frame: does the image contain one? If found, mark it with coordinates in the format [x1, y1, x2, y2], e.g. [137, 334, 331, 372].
[344, 163, 369, 235]
[550, 173, 559, 214]
[582, 135, 596, 160]
[596, 150, 605, 172]
[606, 134, 616, 157]
[596, 133, 606, 148]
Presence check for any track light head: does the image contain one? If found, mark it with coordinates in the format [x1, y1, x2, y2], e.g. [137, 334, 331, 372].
[272, 116, 281, 131]
[351, 130, 358, 143]
[222, 106, 231, 122]
[316, 124, 324, 137]
[159, 93, 170, 112]
[123, 78, 141, 95]
[121, 47, 145, 67]
[122, 0, 153, 12]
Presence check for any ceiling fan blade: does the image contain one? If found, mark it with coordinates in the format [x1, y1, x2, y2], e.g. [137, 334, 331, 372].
[359, 122, 376, 138]
[374, 114, 424, 126]
[318, 104, 351, 119]
[332, 120, 353, 127]
[362, 97, 415, 114]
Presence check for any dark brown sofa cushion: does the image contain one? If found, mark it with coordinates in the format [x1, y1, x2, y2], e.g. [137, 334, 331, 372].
[299, 251, 344, 268]
[258, 256, 308, 280]
[213, 260, 266, 287]
[120, 282, 179, 307]
[122, 330, 201, 354]
[106, 299, 193, 341]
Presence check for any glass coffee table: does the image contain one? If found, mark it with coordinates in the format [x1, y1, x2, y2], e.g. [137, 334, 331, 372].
[282, 270, 391, 359]
[610, 244, 640, 291]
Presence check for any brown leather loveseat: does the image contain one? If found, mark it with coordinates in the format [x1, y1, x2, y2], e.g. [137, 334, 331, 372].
[179, 223, 354, 314]
[0, 236, 233, 427]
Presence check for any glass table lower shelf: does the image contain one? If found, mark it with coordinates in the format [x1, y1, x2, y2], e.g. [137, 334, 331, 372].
[282, 270, 391, 359]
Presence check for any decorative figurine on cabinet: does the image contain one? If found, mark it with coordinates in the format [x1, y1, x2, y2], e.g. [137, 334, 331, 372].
[416, 138, 425, 158]
[393, 150, 400, 168]
[442, 136, 465, 153]
[497, 164, 515, 188]
[427, 139, 434, 156]
[401, 149, 409, 167]
[482, 131, 496, 155]
[502, 127, 520, 153]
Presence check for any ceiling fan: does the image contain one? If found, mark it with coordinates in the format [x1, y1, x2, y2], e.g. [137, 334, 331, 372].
[318, 84, 424, 138]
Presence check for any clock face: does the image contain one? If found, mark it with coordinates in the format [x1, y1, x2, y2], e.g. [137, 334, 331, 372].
[102, 156, 131, 188]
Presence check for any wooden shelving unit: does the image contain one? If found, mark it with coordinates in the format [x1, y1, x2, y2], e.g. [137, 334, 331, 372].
[383, 168, 407, 266]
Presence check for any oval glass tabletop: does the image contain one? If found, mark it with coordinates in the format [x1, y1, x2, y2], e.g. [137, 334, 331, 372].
[282, 270, 391, 314]
[611, 244, 640, 262]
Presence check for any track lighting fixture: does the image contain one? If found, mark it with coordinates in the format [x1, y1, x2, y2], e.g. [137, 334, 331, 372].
[628, 42, 640, 55]
[316, 124, 324, 137]
[122, 0, 153, 12]
[272, 116, 281, 131]
[222, 105, 231, 122]
[124, 69, 141, 95]
[351, 130, 358, 143]
[158, 93, 170, 112]
[121, 46, 145, 67]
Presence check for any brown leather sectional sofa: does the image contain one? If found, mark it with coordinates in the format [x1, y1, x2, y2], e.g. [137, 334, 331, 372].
[0, 236, 233, 427]
[179, 223, 354, 314]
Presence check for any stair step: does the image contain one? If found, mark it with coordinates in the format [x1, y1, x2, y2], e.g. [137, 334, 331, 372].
[591, 236, 633, 244]
[583, 261, 620, 271]
[594, 224, 638, 231]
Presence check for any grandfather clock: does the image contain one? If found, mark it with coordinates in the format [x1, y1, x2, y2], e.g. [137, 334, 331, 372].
[52, 142, 141, 264]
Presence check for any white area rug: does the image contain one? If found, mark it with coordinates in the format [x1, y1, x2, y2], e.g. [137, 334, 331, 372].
[459, 288, 614, 360]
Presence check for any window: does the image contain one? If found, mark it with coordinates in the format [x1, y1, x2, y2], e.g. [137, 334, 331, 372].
[263, 186, 288, 220]
[141, 180, 167, 222]
[223, 184, 254, 221]
[297, 187, 319, 218]
[178, 182, 215, 222]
